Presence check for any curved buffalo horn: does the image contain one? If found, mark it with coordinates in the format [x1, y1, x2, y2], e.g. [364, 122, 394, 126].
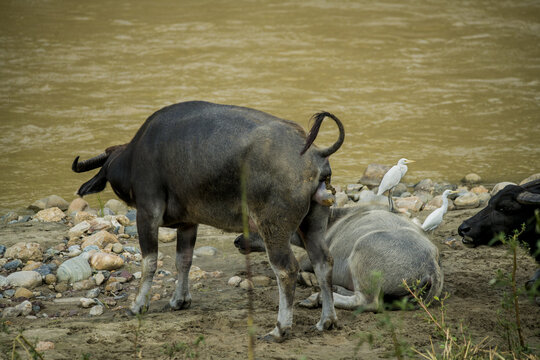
[516, 191, 540, 205]
[72, 152, 109, 173]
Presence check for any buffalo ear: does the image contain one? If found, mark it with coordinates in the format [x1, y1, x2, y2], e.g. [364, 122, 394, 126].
[516, 191, 540, 205]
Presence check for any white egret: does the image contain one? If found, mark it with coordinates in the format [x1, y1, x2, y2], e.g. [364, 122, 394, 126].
[377, 158, 415, 212]
[421, 189, 458, 231]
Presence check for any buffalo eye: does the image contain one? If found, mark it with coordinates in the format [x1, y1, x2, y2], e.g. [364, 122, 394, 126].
[495, 201, 520, 214]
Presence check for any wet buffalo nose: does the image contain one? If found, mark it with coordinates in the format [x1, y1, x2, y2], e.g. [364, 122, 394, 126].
[233, 234, 243, 249]
[458, 224, 470, 236]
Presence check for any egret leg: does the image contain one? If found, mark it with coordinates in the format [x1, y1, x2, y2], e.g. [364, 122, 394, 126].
[387, 188, 396, 213]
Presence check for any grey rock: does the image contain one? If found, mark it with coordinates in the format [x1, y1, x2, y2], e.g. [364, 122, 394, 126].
[345, 184, 363, 194]
[491, 182, 516, 196]
[454, 192, 480, 209]
[477, 193, 491, 206]
[1, 301, 32, 318]
[392, 183, 408, 197]
[334, 192, 349, 207]
[462, 173, 482, 184]
[7, 271, 42, 289]
[359, 163, 392, 187]
[520, 173, 540, 185]
[86, 287, 101, 298]
[1, 212, 18, 224]
[56, 255, 92, 283]
[0, 245, 6, 257]
[0, 275, 8, 287]
[4, 259, 22, 271]
[126, 210, 137, 222]
[123, 246, 140, 254]
[414, 191, 433, 204]
[34, 264, 53, 278]
[105, 199, 128, 215]
[414, 179, 434, 193]
[125, 225, 138, 237]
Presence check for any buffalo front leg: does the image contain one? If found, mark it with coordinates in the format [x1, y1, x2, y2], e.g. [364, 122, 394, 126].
[299, 203, 338, 331]
[130, 206, 163, 315]
[169, 224, 198, 310]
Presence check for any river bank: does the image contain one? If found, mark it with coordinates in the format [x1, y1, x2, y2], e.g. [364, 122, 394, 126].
[0, 174, 539, 359]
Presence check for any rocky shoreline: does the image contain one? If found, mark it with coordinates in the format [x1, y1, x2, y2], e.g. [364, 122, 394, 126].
[0, 167, 538, 324]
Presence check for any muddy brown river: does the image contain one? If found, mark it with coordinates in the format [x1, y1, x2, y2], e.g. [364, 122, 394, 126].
[1, 0, 539, 213]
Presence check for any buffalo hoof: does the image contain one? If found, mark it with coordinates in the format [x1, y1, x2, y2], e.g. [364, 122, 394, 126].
[169, 299, 191, 311]
[128, 304, 149, 316]
[258, 327, 291, 343]
[316, 317, 338, 331]
[298, 293, 320, 308]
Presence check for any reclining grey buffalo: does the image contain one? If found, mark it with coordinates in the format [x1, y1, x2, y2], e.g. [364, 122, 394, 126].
[235, 204, 444, 311]
[459, 179, 540, 287]
[72, 101, 345, 341]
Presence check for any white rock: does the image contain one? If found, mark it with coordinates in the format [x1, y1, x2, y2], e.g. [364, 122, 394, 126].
[89, 305, 104, 316]
[0, 275, 8, 287]
[239, 279, 254, 290]
[18, 300, 33, 316]
[194, 246, 218, 257]
[80, 297, 97, 308]
[1, 300, 33, 318]
[68, 221, 91, 239]
[228, 276, 242, 287]
[6, 271, 42, 289]
[158, 227, 177, 243]
[34, 207, 66, 222]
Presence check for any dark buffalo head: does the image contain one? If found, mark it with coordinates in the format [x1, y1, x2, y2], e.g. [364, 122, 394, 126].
[458, 179, 540, 260]
[234, 233, 266, 254]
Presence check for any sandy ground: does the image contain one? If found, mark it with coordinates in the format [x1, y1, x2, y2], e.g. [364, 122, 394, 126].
[0, 208, 539, 360]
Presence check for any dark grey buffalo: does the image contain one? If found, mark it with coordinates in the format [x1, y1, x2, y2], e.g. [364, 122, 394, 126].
[458, 179, 540, 286]
[72, 101, 345, 341]
[235, 205, 444, 311]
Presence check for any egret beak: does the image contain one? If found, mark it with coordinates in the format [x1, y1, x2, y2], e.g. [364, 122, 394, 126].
[405, 159, 415, 164]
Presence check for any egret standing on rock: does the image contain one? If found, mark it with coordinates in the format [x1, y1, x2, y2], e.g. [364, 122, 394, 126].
[377, 158, 415, 212]
[421, 189, 458, 231]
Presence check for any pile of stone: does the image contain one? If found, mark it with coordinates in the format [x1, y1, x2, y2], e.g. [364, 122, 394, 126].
[0, 196, 220, 319]
[340, 165, 539, 214]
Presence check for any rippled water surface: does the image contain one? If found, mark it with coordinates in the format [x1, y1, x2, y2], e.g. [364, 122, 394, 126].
[1, 0, 539, 213]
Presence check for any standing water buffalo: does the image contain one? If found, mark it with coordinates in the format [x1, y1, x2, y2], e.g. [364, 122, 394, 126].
[458, 179, 540, 286]
[235, 204, 444, 311]
[72, 101, 345, 341]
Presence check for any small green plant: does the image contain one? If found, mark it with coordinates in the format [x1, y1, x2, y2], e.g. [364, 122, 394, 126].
[10, 332, 44, 360]
[162, 335, 205, 359]
[1, 319, 11, 334]
[96, 193, 105, 217]
[489, 226, 539, 357]
[354, 271, 417, 359]
[403, 281, 503, 359]
[131, 313, 145, 359]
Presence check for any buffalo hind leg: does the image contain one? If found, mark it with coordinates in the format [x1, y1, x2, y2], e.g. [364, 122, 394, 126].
[299, 203, 338, 331]
[169, 224, 198, 310]
[130, 204, 164, 314]
[258, 226, 299, 342]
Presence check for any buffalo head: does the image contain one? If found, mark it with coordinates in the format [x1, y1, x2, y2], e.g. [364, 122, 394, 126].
[458, 179, 540, 261]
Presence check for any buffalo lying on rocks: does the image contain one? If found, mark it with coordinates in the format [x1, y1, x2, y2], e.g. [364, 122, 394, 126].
[459, 179, 540, 287]
[72, 101, 345, 341]
[235, 204, 443, 311]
